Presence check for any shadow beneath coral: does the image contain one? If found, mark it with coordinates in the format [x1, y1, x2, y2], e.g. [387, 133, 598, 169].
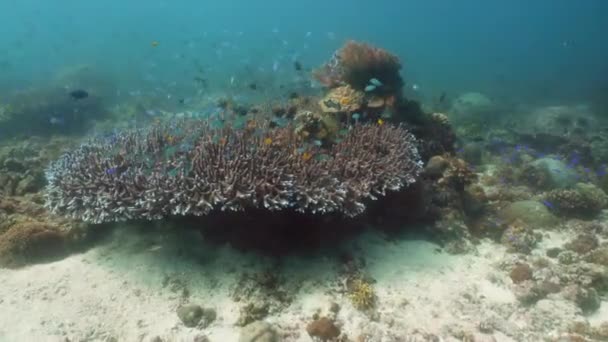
[164, 184, 437, 257]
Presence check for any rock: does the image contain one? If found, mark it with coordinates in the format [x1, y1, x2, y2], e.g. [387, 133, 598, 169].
[564, 233, 599, 255]
[450, 92, 495, 120]
[546, 183, 608, 219]
[306, 317, 340, 341]
[510, 264, 533, 284]
[193, 334, 210, 342]
[461, 143, 483, 165]
[546, 247, 562, 258]
[514, 282, 548, 305]
[557, 250, 579, 265]
[3, 158, 26, 172]
[592, 322, 608, 340]
[525, 105, 596, 138]
[530, 157, 578, 189]
[198, 307, 217, 328]
[236, 301, 269, 327]
[563, 286, 601, 314]
[15, 174, 44, 195]
[577, 288, 601, 314]
[176, 304, 204, 328]
[463, 185, 486, 217]
[585, 246, 608, 266]
[239, 321, 279, 342]
[424, 155, 449, 177]
[499, 200, 558, 228]
[0, 222, 69, 268]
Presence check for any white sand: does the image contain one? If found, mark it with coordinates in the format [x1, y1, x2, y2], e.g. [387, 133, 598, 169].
[0, 226, 605, 341]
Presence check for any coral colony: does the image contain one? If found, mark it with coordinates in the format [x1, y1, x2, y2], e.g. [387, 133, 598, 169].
[45, 120, 422, 224]
[45, 40, 424, 225]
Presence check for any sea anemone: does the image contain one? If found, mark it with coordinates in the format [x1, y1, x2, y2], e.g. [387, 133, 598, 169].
[45, 119, 422, 223]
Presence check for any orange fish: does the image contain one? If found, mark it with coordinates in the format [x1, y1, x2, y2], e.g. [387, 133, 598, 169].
[219, 137, 227, 145]
[340, 97, 351, 106]
[264, 137, 273, 145]
[302, 151, 313, 161]
[377, 118, 384, 126]
[151, 41, 159, 47]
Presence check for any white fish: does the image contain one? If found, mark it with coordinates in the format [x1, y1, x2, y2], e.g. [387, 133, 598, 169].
[369, 78, 383, 86]
[146, 245, 162, 252]
[412, 84, 419, 91]
[364, 84, 376, 92]
[305, 31, 312, 38]
[272, 27, 280, 34]
[272, 60, 280, 72]
[230, 76, 235, 85]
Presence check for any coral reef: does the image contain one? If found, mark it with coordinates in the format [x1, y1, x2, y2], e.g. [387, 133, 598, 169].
[293, 110, 339, 141]
[313, 40, 403, 94]
[45, 119, 422, 223]
[545, 183, 608, 219]
[500, 220, 541, 254]
[0, 137, 73, 196]
[318, 85, 365, 114]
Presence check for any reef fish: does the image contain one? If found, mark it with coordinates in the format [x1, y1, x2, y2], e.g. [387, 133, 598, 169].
[69, 89, 89, 100]
[364, 84, 377, 92]
[369, 78, 383, 86]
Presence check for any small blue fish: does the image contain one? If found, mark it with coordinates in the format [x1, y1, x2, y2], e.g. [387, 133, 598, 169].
[313, 140, 322, 147]
[364, 84, 376, 92]
[541, 199, 554, 209]
[369, 78, 383, 86]
[105, 167, 118, 175]
[352, 113, 361, 121]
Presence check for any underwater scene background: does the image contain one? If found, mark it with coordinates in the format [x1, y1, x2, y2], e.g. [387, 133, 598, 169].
[1, 1, 608, 341]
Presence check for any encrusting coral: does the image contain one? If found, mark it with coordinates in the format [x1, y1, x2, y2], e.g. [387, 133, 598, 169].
[45, 119, 422, 223]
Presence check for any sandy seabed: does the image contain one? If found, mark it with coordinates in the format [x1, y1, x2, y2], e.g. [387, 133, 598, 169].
[0, 225, 606, 342]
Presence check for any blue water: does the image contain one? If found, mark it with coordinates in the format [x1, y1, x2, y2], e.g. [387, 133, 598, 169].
[1, 0, 607, 106]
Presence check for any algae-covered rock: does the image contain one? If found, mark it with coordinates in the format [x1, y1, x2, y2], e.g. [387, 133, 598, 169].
[501, 221, 541, 254]
[450, 92, 495, 120]
[529, 157, 578, 189]
[499, 200, 559, 228]
[306, 317, 341, 341]
[0, 222, 69, 268]
[176, 304, 215, 328]
[545, 183, 608, 219]
[239, 321, 279, 342]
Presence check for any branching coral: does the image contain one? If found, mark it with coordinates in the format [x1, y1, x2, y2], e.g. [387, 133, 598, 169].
[314, 40, 403, 93]
[348, 277, 376, 310]
[45, 119, 422, 223]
